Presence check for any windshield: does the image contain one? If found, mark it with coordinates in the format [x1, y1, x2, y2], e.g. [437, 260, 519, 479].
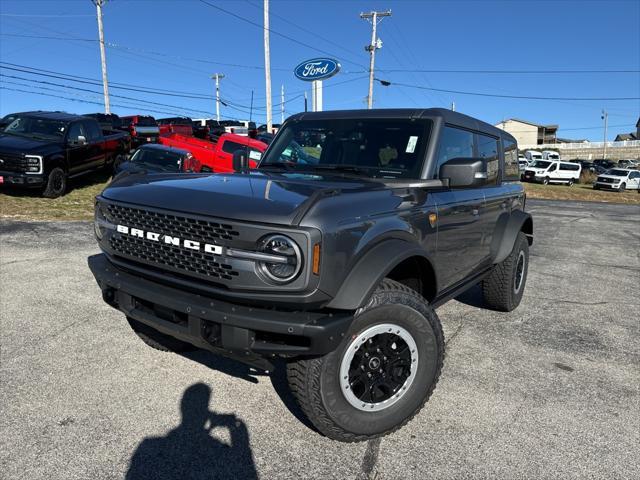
[130, 148, 183, 172]
[136, 116, 157, 126]
[3, 115, 68, 140]
[531, 161, 551, 169]
[606, 169, 628, 176]
[260, 118, 432, 178]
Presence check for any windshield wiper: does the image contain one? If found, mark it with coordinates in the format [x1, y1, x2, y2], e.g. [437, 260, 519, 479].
[258, 162, 296, 170]
[304, 164, 370, 175]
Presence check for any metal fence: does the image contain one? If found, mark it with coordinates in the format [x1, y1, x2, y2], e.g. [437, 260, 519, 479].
[520, 140, 640, 150]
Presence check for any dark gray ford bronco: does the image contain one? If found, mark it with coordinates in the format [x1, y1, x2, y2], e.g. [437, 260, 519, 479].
[89, 108, 532, 442]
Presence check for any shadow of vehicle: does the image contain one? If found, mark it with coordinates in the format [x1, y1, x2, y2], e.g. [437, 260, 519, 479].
[455, 283, 486, 309]
[126, 383, 258, 480]
[0, 168, 113, 198]
[179, 350, 268, 384]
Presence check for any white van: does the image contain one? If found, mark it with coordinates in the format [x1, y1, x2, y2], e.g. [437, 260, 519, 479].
[522, 160, 582, 186]
[542, 150, 560, 160]
[524, 150, 543, 162]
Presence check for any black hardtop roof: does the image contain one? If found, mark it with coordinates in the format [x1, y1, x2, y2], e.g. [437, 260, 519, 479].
[5, 110, 87, 122]
[138, 143, 189, 155]
[289, 108, 516, 142]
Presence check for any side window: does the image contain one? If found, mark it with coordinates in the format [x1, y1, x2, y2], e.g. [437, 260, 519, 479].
[548, 163, 558, 172]
[434, 126, 474, 177]
[221, 140, 245, 155]
[83, 121, 102, 141]
[67, 123, 84, 143]
[476, 133, 499, 183]
[503, 138, 519, 181]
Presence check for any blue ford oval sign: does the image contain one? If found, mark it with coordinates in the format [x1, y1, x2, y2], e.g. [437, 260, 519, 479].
[294, 58, 341, 81]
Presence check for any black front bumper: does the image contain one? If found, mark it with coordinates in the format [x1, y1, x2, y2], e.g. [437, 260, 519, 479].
[0, 170, 44, 187]
[88, 254, 353, 369]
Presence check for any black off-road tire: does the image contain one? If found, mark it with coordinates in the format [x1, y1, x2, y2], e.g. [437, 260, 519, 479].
[482, 231, 529, 312]
[42, 167, 67, 198]
[286, 279, 444, 442]
[619, 182, 626, 192]
[127, 317, 196, 353]
[567, 178, 575, 187]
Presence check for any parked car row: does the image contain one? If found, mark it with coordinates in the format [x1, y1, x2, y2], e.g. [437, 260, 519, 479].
[0, 109, 274, 198]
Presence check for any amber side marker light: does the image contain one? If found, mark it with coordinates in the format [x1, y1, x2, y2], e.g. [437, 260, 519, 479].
[312, 243, 321, 275]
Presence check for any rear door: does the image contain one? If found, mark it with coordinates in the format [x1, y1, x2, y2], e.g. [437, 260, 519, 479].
[82, 120, 106, 169]
[432, 125, 487, 289]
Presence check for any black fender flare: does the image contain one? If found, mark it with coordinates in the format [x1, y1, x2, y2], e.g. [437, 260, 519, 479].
[490, 210, 533, 264]
[326, 239, 436, 310]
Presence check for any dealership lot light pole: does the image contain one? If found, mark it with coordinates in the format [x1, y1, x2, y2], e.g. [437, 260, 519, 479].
[93, 0, 110, 114]
[264, 0, 273, 131]
[212, 73, 224, 121]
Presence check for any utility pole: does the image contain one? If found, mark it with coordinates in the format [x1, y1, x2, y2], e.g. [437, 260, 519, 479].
[601, 109, 608, 159]
[280, 84, 285, 124]
[93, 0, 110, 114]
[263, 0, 273, 130]
[360, 10, 391, 109]
[212, 73, 224, 121]
[451, 101, 455, 111]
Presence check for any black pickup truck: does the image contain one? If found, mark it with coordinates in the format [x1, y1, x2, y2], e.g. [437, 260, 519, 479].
[0, 111, 130, 197]
[88, 108, 532, 441]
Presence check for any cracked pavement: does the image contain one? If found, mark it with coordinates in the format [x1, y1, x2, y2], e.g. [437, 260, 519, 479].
[1, 199, 639, 479]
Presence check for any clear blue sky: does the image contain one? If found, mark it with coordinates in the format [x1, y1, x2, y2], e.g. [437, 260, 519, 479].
[1, 0, 638, 140]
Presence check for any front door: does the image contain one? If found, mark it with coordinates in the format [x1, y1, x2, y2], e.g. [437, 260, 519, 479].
[434, 189, 487, 289]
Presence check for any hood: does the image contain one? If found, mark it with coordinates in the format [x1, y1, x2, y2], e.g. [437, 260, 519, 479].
[597, 174, 625, 180]
[101, 171, 382, 225]
[0, 133, 63, 156]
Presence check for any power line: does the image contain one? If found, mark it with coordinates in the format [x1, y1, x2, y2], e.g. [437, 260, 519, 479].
[0, 13, 95, 18]
[0, 61, 366, 108]
[198, 0, 366, 69]
[378, 68, 640, 74]
[0, 86, 188, 116]
[0, 61, 214, 98]
[0, 74, 213, 116]
[243, 0, 366, 69]
[376, 79, 640, 101]
[0, 80, 189, 117]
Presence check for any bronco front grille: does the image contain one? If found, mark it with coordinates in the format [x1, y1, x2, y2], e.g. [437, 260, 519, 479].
[105, 204, 240, 281]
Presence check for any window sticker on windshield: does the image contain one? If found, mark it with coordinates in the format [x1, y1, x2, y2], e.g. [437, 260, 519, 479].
[249, 150, 262, 161]
[406, 136, 418, 153]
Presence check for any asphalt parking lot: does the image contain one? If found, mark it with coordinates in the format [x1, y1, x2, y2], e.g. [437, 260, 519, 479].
[1, 199, 639, 479]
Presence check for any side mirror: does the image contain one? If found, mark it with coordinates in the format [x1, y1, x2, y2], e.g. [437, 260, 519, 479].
[439, 157, 487, 188]
[70, 135, 87, 146]
[232, 149, 249, 172]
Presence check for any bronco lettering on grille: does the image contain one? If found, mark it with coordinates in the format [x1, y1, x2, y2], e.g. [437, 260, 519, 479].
[116, 224, 223, 255]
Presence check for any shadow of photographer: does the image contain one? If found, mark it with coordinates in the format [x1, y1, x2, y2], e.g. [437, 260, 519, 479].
[126, 383, 258, 480]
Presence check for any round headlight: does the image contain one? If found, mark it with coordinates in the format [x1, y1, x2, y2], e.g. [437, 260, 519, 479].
[258, 234, 302, 284]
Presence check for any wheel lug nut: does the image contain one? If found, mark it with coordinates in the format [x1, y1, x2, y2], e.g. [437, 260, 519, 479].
[367, 373, 372, 378]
